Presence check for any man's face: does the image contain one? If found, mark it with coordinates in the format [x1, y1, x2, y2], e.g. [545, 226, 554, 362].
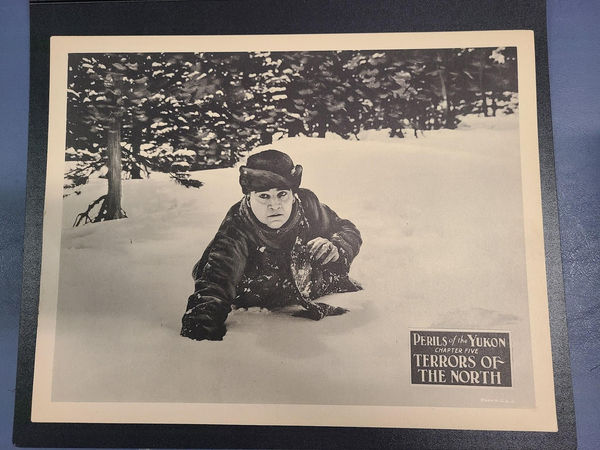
[249, 188, 294, 229]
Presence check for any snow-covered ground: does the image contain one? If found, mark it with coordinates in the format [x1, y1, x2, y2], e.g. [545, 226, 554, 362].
[52, 114, 534, 408]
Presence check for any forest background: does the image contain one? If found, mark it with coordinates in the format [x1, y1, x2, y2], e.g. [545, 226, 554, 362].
[64, 47, 518, 225]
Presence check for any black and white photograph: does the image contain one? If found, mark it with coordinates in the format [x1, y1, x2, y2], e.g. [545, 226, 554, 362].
[31, 31, 557, 430]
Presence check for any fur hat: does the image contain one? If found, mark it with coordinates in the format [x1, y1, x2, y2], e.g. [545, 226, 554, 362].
[239, 150, 303, 194]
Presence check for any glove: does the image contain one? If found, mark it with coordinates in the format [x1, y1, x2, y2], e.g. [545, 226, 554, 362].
[181, 311, 226, 341]
[180, 295, 229, 341]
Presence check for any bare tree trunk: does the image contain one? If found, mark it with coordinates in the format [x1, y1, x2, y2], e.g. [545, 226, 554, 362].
[438, 69, 450, 128]
[316, 111, 327, 138]
[491, 95, 498, 117]
[479, 53, 488, 117]
[130, 119, 143, 179]
[106, 115, 126, 220]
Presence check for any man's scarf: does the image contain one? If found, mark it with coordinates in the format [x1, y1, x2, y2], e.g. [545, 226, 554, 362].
[238, 195, 303, 250]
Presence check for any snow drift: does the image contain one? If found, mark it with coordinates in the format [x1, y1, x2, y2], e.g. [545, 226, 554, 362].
[53, 114, 534, 408]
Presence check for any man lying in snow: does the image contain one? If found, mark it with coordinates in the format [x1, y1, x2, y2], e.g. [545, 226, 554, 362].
[180, 149, 362, 341]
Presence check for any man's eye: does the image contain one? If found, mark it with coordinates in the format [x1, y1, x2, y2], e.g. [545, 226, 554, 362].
[258, 194, 269, 200]
[278, 191, 288, 198]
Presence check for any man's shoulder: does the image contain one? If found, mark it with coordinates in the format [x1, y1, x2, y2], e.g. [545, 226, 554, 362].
[218, 199, 245, 229]
[297, 188, 320, 204]
[297, 188, 325, 222]
[225, 199, 244, 217]
[215, 199, 254, 243]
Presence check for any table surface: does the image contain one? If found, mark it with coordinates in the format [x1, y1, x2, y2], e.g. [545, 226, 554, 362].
[1, 0, 598, 448]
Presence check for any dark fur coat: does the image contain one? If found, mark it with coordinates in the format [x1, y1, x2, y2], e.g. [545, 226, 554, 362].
[181, 188, 362, 338]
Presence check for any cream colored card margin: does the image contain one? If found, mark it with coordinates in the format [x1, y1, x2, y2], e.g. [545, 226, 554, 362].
[31, 30, 557, 431]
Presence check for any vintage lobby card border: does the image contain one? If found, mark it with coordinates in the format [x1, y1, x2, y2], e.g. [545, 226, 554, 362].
[32, 30, 555, 431]
[15, 0, 576, 448]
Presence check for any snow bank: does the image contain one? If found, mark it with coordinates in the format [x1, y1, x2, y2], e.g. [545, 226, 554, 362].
[53, 114, 534, 408]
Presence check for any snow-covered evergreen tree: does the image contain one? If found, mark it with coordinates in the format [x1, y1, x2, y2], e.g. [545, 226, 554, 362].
[65, 48, 518, 225]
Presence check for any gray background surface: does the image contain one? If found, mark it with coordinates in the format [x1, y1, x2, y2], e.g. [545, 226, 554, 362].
[1, 0, 598, 448]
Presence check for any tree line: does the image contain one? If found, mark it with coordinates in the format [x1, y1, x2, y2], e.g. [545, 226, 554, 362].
[65, 47, 517, 225]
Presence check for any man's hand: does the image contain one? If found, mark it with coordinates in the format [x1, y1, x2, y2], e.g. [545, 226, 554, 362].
[181, 304, 227, 341]
[307, 237, 339, 265]
[293, 302, 348, 320]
